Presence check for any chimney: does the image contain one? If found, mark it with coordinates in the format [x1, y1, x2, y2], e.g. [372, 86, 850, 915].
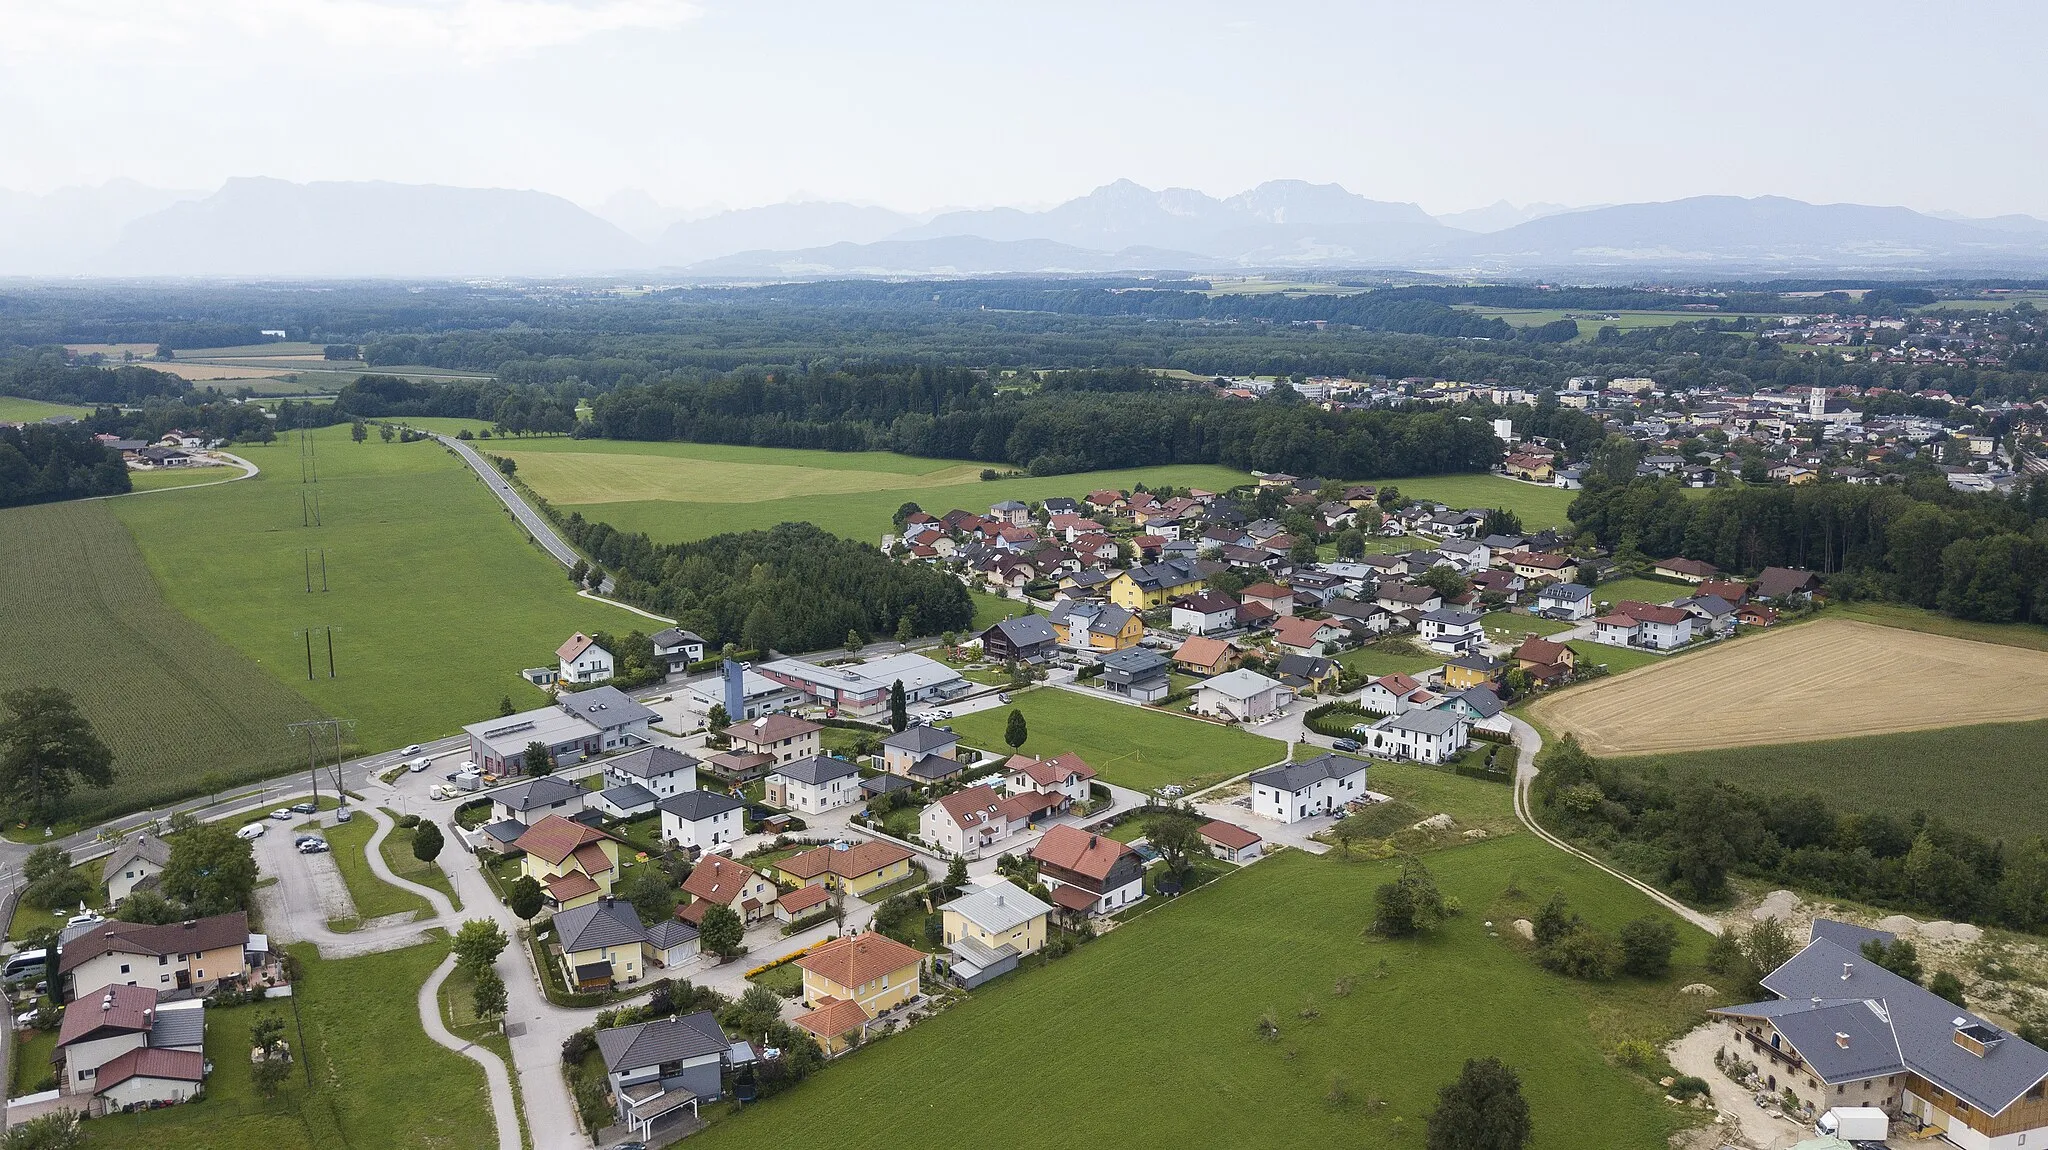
[1841, 962, 1853, 980]
[1835, 1032, 1850, 1049]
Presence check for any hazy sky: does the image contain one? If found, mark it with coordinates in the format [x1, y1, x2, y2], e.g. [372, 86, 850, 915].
[6, 0, 2047, 218]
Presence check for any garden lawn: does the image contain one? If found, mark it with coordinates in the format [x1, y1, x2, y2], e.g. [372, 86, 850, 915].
[970, 590, 1026, 631]
[8, 859, 105, 942]
[1481, 610, 1576, 642]
[86, 942, 494, 1150]
[10, 1027, 57, 1096]
[322, 815, 434, 928]
[694, 840, 1709, 1150]
[945, 688, 1283, 793]
[376, 811, 461, 909]
[0, 500, 326, 825]
[109, 424, 649, 752]
[1588, 576, 1695, 607]
[492, 437, 1250, 544]
[1564, 640, 1665, 677]
[1388, 474, 1578, 529]
[1335, 645, 1443, 680]
[1609, 716, 2048, 842]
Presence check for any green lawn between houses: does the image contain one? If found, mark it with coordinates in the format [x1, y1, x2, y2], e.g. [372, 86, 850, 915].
[693, 840, 1709, 1150]
[108, 424, 649, 753]
[1564, 640, 1667, 677]
[1386, 473, 1580, 530]
[84, 941, 495, 1150]
[945, 688, 1285, 794]
[318, 813, 435, 930]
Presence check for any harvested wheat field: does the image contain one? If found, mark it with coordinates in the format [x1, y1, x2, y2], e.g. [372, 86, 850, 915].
[1531, 617, 2048, 756]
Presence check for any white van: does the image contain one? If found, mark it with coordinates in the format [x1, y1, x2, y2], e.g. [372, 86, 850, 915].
[2, 950, 47, 983]
[236, 822, 266, 841]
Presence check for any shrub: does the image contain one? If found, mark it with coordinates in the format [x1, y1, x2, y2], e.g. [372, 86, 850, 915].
[1539, 926, 1622, 981]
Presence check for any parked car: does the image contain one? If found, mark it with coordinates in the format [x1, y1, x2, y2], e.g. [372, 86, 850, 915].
[402, 744, 423, 755]
[290, 802, 317, 815]
[996, 693, 1011, 703]
[14, 1009, 37, 1028]
[236, 823, 266, 841]
[335, 807, 353, 823]
[297, 839, 330, 855]
[269, 809, 293, 821]
[66, 911, 102, 929]
[1332, 738, 1361, 752]
[408, 757, 431, 773]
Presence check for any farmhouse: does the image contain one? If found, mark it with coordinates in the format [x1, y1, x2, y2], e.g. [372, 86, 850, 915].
[1248, 753, 1369, 823]
[1029, 825, 1146, 916]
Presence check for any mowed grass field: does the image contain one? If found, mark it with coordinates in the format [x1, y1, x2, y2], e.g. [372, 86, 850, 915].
[0, 396, 92, 422]
[1533, 618, 2048, 756]
[695, 841, 1704, 1150]
[946, 687, 1284, 793]
[109, 425, 649, 753]
[1389, 473, 1579, 528]
[491, 437, 1251, 543]
[1609, 717, 2048, 842]
[0, 501, 324, 822]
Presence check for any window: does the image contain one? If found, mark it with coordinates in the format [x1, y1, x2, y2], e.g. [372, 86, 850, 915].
[120, 963, 130, 974]
[159, 955, 168, 965]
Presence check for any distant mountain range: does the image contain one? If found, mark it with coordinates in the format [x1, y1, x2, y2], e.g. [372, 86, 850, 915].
[6, 176, 2048, 278]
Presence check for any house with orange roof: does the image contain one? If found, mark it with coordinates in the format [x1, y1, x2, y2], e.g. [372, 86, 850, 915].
[1513, 635, 1576, 684]
[1172, 635, 1242, 676]
[1028, 824, 1145, 917]
[919, 784, 1033, 859]
[678, 854, 778, 926]
[1593, 601, 1694, 650]
[1270, 615, 1343, 655]
[1359, 673, 1435, 716]
[513, 814, 624, 912]
[1003, 752, 1097, 811]
[792, 931, 925, 1054]
[557, 632, 614, 685]
[771, 840, 916, 898]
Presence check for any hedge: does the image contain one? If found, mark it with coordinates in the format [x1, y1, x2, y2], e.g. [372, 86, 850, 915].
[1304, 701, 1374, 739]
[686, 649, 762, 675]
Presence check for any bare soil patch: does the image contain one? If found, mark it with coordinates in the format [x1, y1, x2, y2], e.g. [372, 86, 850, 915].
[1531, 618, 2048, 756]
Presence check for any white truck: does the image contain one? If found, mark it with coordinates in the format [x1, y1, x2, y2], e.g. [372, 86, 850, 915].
[1817, 1106, 1887, 1142]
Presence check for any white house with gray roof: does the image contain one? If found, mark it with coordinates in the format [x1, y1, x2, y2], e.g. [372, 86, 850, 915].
[1534, 582, 1594, 620]
[1357, 708, 1470, 764]
[1193, 669, 1292, 721]
[490, 775, 587, 826]
[1712, 921, 2048, 1147]
[603, 745, 699, 800]
[1248, 753, 1370, 823]
[764, 755, 861, 814]
[1417, 609, 1484, 656]
[657, 791, 746, 851]
[103, 834, 172, 905]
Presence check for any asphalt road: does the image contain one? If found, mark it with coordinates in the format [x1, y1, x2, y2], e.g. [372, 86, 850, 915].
[435, 433, 611, 592]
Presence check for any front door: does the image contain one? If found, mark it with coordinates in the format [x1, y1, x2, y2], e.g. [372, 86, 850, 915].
[176, 969, 191, 989]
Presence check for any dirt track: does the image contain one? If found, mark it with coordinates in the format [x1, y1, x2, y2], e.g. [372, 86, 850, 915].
[1530, 618, 2048, 756]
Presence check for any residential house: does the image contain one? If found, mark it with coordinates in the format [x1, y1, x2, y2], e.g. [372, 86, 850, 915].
[1274, 652, 1339, 694]
[988, 499, 1030, 526]
[1324, 597, 1394, 636]
[1170, 590, 1240, 635]
[773, 840, 915, 897]
[941, 877, 1053, 988]
[1710, 921, 2048, 1145]
[764, 755, 861, 814]
[514, 815, 624, 911]
[921, 784, 1033, 859]
[1653, 557, 1720, 584]
[1049, 599, 1143, 652]
[1199, 820, 1263, 864]
[58, 912, 258, 1001]
[1107, 558, 1222, 610]
[1502, 452, 1555, 482]
[793, 932, 926, 1055]
[557, 632, 614, 685]
[979, 615, 1058, 663]
[86, 1044, 208, 1111]
[1437, 538, 1491, 572]
[1533, 582, 1594, 620]
[1357, 708, 1470, 764]
[1005, 752, 1097, 811]
[556, 686, 661, 754]
[880, 725, 960, 778]
[596, 1011, 732, 1139]
[54, 984, 204, 1100]
[723, 714, 821, 766]
[657, 791, 746, 851]
[103, 834, 171, 906]
[1239, 582, 1295, 617]
[1360, 673, 1434, 715]
[649, 628, 706, 673]
[1438, 686, 1512, 737]
[1375, 582, 1443, 615]
[1674, 593, 1737, 635]
[774, 885, 833, 924]
[1755, 566, 1821, 600]
[1249, 753, 1370, 823]
[1698, 579, 1751, 605]
[1505, 551, 1574, 581]
[1099, 647, 1171, 703]
[1738, 603, 1780, 627]
[1172, 635, 1242, 676]
[491, 775, 588, 827]
[603, 745, 699, 801]
[1268, 615, 1342, 656]
[1029, 825, 1146, 916]
[555, 896, 665, 990]
[1513, 635, 1576, 684]
[1193, 669, 1292, 721]
[1417, 609, 1483, 655]
[678, 854, 778, 927]
[1442, 652, 1505, 690]
[1592, 601, 1694, 650]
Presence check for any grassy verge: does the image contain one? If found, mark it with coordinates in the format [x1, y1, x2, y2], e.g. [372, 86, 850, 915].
[321, 816, 434, 928]
[1391, 473, 1579, 529]
[1833, 601, 2048, 653]
[439, 964, 533, 1150]
[10, 1026, 57, 1095]
[376, 811, 462, 909]
[946, 688, 1285, 794]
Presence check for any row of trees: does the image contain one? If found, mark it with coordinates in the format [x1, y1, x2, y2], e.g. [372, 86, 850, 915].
[0, 425, 130, 508]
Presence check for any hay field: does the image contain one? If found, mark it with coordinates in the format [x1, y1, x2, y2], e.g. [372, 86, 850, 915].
[508, 448, 987, 505]
[1532, 618, 2048, 756]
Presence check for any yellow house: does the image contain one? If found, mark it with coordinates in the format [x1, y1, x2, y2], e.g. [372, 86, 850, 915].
[940, 878, 1051, 958]
[793, 931, 924, 1053]
[1442, 653, 1506, 690]
[1050, 600, 1144, 651]
[513, 814, 623, 912]
[773, 841, 917, 898]
[1106, 558, 1215, 610]
[1502, 453, 1554, 482]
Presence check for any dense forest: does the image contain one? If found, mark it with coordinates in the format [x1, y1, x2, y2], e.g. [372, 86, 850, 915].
[0, 424, 130, 507]
[1568, 473, 2048, 623]
[551, 519, 973, 653]
[1, 350, 191, 406]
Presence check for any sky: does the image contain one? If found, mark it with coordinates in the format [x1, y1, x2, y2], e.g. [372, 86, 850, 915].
[5, 0, 2048, 219]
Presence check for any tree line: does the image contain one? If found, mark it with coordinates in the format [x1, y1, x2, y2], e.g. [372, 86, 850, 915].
[0, 424, 131, 507]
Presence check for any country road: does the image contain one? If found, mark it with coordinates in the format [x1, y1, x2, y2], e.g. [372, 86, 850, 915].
[434, 433, 611, 591]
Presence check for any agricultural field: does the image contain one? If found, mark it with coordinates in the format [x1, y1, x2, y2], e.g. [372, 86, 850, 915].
[1387, 473, 1578, 529]
[695, 840, 1707, 1150]
[1455, 306, 1776, 339]
[490, 437, 1251, 543]
[87, 942, 495, 1150]
[0, 395, 91, 422]
[1609, 717, 2048, 843]
[126, 464, 245, 492]
[0, 501, 324, 823]
[946, 688, 1284, 794]
[108, 424, 648, 754]
[1533, 619, 2048, 757]
[1832, 601, 2048, 654]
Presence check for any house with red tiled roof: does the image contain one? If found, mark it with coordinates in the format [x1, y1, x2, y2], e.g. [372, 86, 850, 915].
[1003, 753, 1096, 810]
[1513, 635, 1576, 684]
[1172, 635, 1242, 676]
[678, 854, 778, 927]
[1593, 601, 1694, 650]
[919, 784, 1033, 859]
[792, 931, 925, 1054]
[771, 840, 916, 898]
[514, 814, 625, 912]
[557, 632, 614, 685]
[1029, 825, 1145, 917]
[1270, 615, 1344, 655]
[1359, 673, 1435, 716]
[55, 983, 205, 1099]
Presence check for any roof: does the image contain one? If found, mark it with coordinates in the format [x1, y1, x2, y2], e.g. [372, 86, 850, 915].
[777, 884, 832, 915]
[1612, 601, 1690, 626]
[882, 725, 959, 754]
[933, 784, 1027, 831]
[1369, 672, 1423, 697]
[1655, 556, 1720, 577]
[1515, 635, 1572, 664]
[1007, 752, 1097, 787]
[1047, 883, 1099, 911]
[1173, 635, 1237, 669]
[725, 713, 822, 745]
[987, 615, 1057, 648]
[1810, 918, 1896, 953]
[948, 934, 1020, 976]
[554, 897, 648, 953]
[92, 1047, 205, 1091]
[605, 745, 700, 780]
[907, 753, 964, 781]
[1121, 558, 1221, 592]
[103, 833, 172, 877]
[58, 983, 159, 1047]
[558, 685, 660, 727]
[495, 775, 586, 813]
[148, 999, 204, 1050]
[795, 931, 925, 988]
[862, 773, 913, 796]
[595, 1010, 730, 1073]
[1421, 608, 1482, 625]
[770, 754, 860, 786]
[1197, 668, 1284, 700]
[1377, 583, 1439, 605]
[544, 871, 602, 903]
[1274, 653, 1334, 680]
[511, 814, 618, 866]
[480, 819, 528, 848]
[461, 706, 601, 759]
[1173, 590, 1238, 614]
[778, 840, 914, 881]
[650, 627, 703, 649]
[1250, 753, 1369, 794]
[1757, 566, 1820, 598]
[1049, 599, 1135, 634]
[557, 632, 603, 661]
[793, 996, 872, 1040]
[1239, 581, 1289, 600]
[1271, 617, 1330, 648]
[657, 790, 746, 822]
[1538, 582, 1591, 602]
[944, 878, 1053, 935]
[1451, 686, 1507, 718]
[645, 919, 699, 950]
[1380, 708, 1468, 736]
[597, 783, 657, 811]
[682, 855, 763, 905]
[759, 652, 965, 698]
[1100, 647, 1167, 675]
[58, 911, 249, 975]
[1199, 820, 1262, 850]
[1029, 824, 1137, 882]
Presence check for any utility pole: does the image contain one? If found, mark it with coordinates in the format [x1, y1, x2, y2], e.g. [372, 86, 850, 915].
[319, 549, 329, 592]
[325, 626, 336, 678]
[297, 628, 315, 680]
[286, 718, 357, 808]
[303, 549, 312, 593]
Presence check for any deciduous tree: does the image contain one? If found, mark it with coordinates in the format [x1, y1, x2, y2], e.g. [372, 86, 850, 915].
[452, 919, 509, 975]
[508, 876, 545, 922]
[698, 903, 744, 959]
[0, 687, 115, 823]
[160, 822, 258, 916]
[412, 819, 444, 864]
[1426, 1057, 1532, 1150]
